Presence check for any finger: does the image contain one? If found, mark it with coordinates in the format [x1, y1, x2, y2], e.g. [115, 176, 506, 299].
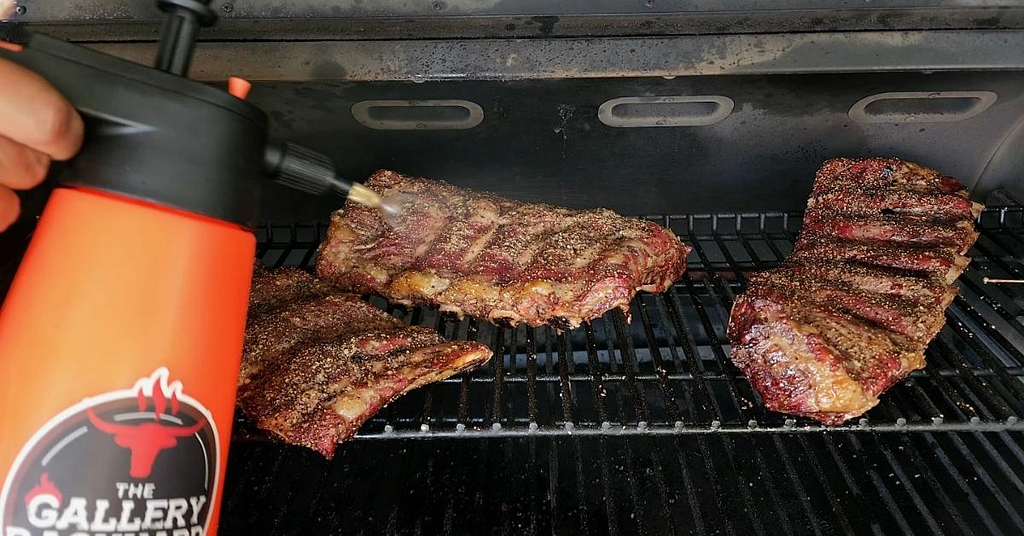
[0, 57, 84, 160]
[0, 134, 51, 190]
[0, 185, 20, 232]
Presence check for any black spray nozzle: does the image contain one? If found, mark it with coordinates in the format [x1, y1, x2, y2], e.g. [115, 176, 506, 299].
[263, 142, 414, 225]
[263, 141, 355, 197]
[155, 0, 217, 76]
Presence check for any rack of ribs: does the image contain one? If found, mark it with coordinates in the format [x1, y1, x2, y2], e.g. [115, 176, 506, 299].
[315, 170, 691, 330]
[727, 158, 983, 425]
[238, 267, 492, 457]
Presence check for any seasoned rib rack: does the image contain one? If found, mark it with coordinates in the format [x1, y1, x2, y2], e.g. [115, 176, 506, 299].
[727, 158, 984, 424]
[238, 268, 492, 457]
[315, 170, 690, 330]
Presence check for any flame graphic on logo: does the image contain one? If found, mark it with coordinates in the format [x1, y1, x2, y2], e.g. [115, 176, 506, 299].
[24, 473, 62, 506]
[133, 368, 184, 421]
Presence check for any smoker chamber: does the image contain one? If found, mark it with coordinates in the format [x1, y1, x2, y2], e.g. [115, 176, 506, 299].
[4, 1, 1024, 534]
[218, 207, 1024, 535]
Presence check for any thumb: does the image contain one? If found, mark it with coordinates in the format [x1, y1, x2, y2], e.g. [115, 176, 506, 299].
[0, 185, 20, 232]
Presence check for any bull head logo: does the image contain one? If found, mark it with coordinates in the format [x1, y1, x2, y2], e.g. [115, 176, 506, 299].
[86, 369, 205, 479]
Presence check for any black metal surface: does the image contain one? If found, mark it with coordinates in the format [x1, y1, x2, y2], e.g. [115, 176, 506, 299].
[16, 0, 1024, 20]
[221, 433, 1024, 535]
[225, 73, 1024, 217]
[5, 30, 1022, 209]
[220, 207, 1024, 534]
[70, 37, 1024, 209]
[8, 1, 1024, 41]
[86, 30, 1024, 83]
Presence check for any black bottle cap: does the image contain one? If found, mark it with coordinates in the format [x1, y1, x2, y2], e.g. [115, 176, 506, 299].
[0, 34, 268, 229]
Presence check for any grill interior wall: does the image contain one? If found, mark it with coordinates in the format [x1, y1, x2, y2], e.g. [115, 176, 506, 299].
[243, 73, 1024, 221]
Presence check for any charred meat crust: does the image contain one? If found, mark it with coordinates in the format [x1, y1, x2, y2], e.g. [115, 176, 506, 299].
[728, 294, 886, 423]
[806, 189, 983, 222]
[728, 157, 981, 425]
[314, 170, 690, 330]
[238, 268, 492, 457]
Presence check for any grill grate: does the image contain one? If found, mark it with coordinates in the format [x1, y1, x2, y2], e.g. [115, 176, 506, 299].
[245, 208, 1024, 436]
[222, 207, 1024, 535]
[222, 431, 1024, 535]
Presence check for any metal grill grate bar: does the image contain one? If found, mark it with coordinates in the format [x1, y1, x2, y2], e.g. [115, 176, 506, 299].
[248, 209, 1024, 439]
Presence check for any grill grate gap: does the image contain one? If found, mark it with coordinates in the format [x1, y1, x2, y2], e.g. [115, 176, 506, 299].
[245, 209, 1024, 438]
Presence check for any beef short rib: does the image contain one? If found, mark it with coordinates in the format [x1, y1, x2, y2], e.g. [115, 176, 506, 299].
[727, 158, 983, 425]
[238, 268, 492, 457]
[315, 170, 690, 330]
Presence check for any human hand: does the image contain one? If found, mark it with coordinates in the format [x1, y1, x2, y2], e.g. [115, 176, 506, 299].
[0, 53, 84, 231]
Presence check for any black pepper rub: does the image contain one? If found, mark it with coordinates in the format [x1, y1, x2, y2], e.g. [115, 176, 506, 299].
[238, 268, 492, 457]
[728, 157, 982, 425]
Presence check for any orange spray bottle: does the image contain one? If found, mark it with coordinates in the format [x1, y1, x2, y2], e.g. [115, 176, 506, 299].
[0, 2, 269, 533]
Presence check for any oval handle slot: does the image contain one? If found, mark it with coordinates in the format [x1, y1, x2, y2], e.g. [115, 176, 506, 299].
[598, 96, 734, 128]
[849, 91, 997, 123]
[352, 99, 483, 130]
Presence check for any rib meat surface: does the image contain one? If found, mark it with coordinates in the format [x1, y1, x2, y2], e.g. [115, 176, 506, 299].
[238, 268, 492, 457]
[727, 158, 982, 424]
[315, 170, 691, 330]
[248, 263, 335, 315]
